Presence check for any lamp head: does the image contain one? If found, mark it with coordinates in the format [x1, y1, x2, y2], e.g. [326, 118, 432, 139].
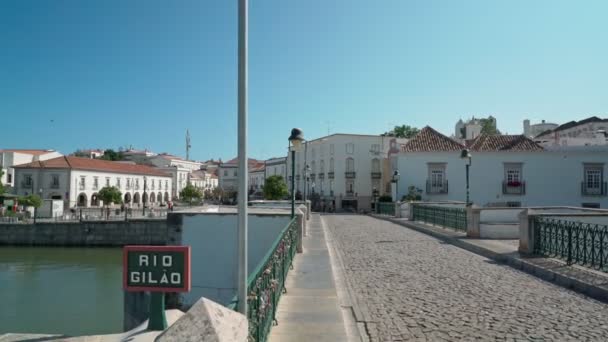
[288, 128, 304, 151]
[460, 149, 472, 159]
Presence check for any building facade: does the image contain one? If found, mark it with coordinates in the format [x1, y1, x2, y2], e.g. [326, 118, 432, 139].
[287, 134, 407, 212]
[0, 149, 63, 189]
[533, 116, 608, 147]
[13, 156, 173, 209]
[396, 127, 608, 208]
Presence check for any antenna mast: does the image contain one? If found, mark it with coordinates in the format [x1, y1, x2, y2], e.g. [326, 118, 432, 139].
[186, 129, 191, 160]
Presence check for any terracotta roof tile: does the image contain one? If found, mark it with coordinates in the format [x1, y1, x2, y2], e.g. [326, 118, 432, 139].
[468, 134, 544, 152]
[401, 126, 465, 152]
[14, 156, 171, 177]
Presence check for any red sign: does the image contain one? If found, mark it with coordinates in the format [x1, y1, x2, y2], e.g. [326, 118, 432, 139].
[123, 245, 191, 292]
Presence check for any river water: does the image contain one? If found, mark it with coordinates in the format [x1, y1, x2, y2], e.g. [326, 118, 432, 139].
[0, 247, 123, 336]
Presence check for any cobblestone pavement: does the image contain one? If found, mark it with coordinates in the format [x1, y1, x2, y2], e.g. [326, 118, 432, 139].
[324, 215, 608, 341]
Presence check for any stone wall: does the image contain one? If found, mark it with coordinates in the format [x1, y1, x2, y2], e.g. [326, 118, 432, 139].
[0, 219, 180, 246]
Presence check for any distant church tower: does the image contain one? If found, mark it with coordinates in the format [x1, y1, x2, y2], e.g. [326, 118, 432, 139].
[186, 129, 191, 161]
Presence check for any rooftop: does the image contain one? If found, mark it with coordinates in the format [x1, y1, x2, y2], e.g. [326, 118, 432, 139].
[14, 156, 171, 177]
[536, 116, 608, 138]
[467, 134, 544, 152]
[402, 126, 465, 152]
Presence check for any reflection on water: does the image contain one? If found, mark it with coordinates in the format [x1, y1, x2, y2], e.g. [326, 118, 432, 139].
[0, 247, 123, 336]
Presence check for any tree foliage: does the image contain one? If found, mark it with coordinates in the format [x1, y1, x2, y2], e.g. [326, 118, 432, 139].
[98, 186, 123, 206]
[180, 184, 203, 205]
[479, 118, 501, 135]
[99, 149, 125, 161]
[0, 170, 4, 195]
[20, 194, 42, 208]
[402, 186, 422, 201]
[263, 175, 289, 200]
[382, 125, 420, 139]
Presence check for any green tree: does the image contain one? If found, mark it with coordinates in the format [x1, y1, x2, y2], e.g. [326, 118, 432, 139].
[382, 125, 420, 139]
[98, 186, 123, 207]
[100, 149, 125, 161]
[180, 184, 203, 205]
[0, 170, 4, 195]
[20, 194, 42, 208]
[479, 118, 501, 135]
[263, 175, 289, 200]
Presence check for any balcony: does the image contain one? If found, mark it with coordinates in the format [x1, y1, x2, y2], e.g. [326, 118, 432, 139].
[426, 180, 448, 194]
[502, 181, 526, 195]
[318, 173, 325, 180]
[310, 173, 316, 181]
[328, 172, 335, 179]
[581, 181, 608, 196]
[371, 172, 382, 179]
[345, 172, 356, 179]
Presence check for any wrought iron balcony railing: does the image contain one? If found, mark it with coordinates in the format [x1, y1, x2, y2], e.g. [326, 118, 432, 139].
[426, 180, 448, 194]
[345, 172, 356, 179]
[581, 181, 607, 196]
[502, 181, 526, 195]
[328, 172, 335, 179]
[371, 172, 382, 179]
[318, 173, 325, 180]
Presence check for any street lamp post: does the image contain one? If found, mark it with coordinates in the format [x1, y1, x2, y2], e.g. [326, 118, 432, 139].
[289, 128, 304, 218]
[392, 170, 400, 201]
[372, 187, 379, 211]
[460, 149, 472, 206]
[143, 176, 147, 216]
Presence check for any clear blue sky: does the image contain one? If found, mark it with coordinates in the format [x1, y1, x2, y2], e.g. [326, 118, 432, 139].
[1, 0, 607, 161]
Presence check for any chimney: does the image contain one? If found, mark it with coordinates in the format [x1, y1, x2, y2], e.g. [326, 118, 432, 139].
[523, 119, 530, 136]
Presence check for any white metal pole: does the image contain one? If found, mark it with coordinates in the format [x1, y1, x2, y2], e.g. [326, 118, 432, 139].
[237, 0, 248, 315]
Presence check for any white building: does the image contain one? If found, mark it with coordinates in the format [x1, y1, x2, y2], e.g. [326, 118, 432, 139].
[218, 158, 263, 193]
[249, 164, 266, 199]
[287, 134, 407, 211]
[523, 119, 558, 138]
[190, 170, 219, 192]
[264, 157, 287, 180]
[454, 116, 496, 140]
[130, 153, 203, 199]
[396, 127, 608, 208]
[13, 156, 173, 209]
[534, 116, 608, 147]
[0, 149, 63, 189]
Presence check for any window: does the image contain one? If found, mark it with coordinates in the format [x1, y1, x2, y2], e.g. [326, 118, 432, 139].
[79, 176, 86, 190]
[165, 180, 169, 190]
[7, 174, 12, 183]
[346, 143, 354, 154]
[116, 177, 121, 189]
[427, 163, 447, 193]
[51, 174, 60, 188]
[372, 158, 380, 173]
[224, 170, 228, 176]
[23, 174, 33, 187]
[93, 177, 99, 190]
[346, 158, 355, 172]
[126, 178, 131, 189]
[135, 179, 140, 189]
[584, 165, 603, 195]
[234, 170, 237, 177]
[371, 144, 380, 153]
[106, 177, 110, 187]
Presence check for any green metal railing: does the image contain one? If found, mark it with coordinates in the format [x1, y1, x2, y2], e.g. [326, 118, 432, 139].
[229, 217, 299, 342]
[412, 204, 467, 232]
[376, 202, 394, 216]
[533, 216, 608, 272]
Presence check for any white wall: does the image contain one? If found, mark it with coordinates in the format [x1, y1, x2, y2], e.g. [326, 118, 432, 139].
[397, 149, 608, 208]
[180, 213, 291, 306]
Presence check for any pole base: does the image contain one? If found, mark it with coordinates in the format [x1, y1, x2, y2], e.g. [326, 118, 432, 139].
[147, 292, 168, 331]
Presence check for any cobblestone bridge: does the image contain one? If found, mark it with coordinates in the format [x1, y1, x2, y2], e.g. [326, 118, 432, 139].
[324, 215, 608, 341]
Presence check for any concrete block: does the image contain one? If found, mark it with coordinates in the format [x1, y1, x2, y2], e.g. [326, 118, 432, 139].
[156, 297, 247, 342]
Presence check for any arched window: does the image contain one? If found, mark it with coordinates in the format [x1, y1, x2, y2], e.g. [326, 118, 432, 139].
[372, 158, 380, 173]
[346, 158, 355, 172]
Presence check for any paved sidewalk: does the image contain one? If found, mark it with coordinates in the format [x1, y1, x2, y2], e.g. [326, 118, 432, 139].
[374, 215, 608, 303]
[268, 214, 349, 342]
